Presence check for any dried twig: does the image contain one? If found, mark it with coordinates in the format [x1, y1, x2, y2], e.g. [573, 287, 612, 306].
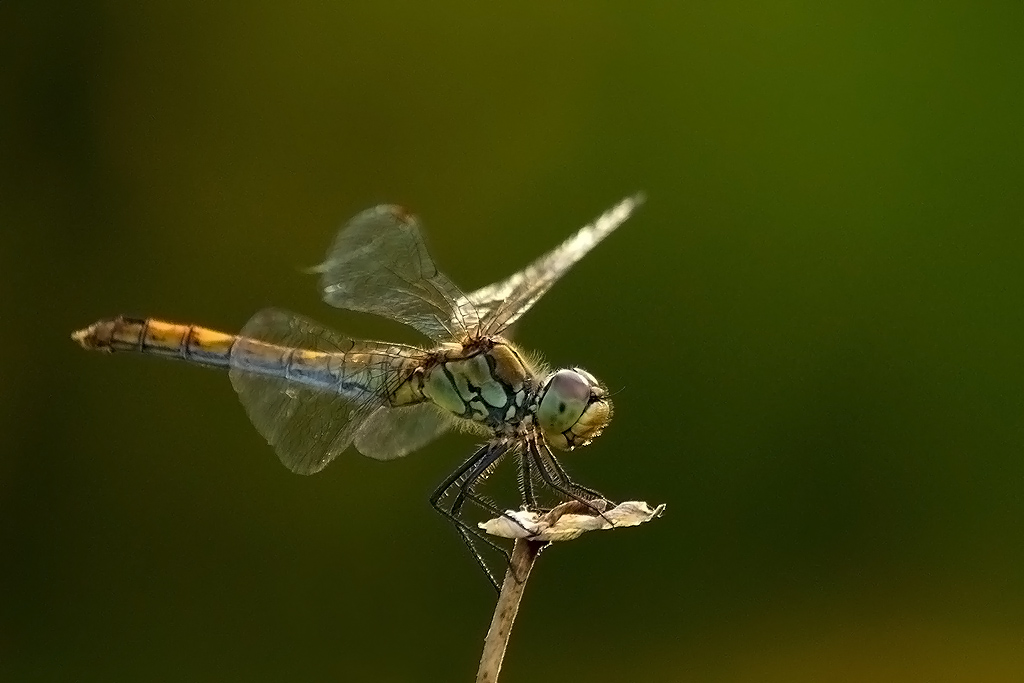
[475, 500, 664, 682]
[476, 538, 543, 683]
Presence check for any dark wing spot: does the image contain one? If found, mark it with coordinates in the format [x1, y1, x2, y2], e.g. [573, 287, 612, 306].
[390, 206, 416, 224]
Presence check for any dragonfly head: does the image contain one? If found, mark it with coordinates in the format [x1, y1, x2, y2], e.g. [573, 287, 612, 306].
[537, 368, 612, 450]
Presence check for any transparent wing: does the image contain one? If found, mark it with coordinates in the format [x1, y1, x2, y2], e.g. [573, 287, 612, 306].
[467, 195, 644, 336]
[228, 308, 429, 475]
[353, 403, 452, 461]
[314, 205, 479, 341]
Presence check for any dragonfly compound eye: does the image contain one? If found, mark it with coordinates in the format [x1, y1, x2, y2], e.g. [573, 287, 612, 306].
[538, 369, 612, 450]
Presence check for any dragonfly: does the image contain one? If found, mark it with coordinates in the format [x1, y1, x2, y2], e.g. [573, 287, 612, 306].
[73, 195, 643, 588]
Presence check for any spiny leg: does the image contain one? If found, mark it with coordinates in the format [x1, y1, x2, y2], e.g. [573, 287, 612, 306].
[449, 475, 546, 585]
[447, 443, 551, 587]
[446, 445, 530, 557]
[429, 442, 515, 590]
[450, 496, 506, 584]
[429, 442, 490, 514]
[430, 445, 506, 588]
[540, 441, 609, 502]
[529, 439, 612, 522]
[518, 451, 538, 509]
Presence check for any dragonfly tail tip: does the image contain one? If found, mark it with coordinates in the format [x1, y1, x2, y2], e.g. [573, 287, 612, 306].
[71, 324, 99, 349]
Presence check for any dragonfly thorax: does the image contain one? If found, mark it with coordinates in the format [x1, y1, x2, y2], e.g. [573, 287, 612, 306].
[418, 338, 537, 431]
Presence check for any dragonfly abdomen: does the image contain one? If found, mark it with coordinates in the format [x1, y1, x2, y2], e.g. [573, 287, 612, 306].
[74, 316, 412, 403]
[73, 317, 237, 368]
[230, 340, 361, 395]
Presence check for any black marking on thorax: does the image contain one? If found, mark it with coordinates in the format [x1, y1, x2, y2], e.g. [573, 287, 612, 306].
[439, 342, 532, 428]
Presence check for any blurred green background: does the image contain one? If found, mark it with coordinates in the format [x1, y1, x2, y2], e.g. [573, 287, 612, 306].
[4, 2, 1024, 681]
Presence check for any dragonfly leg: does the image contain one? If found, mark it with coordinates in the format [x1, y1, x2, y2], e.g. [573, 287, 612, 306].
[430, 497, 504, 590]
[450, 484, 541, 585]
[446, 446, 537, 554]
[429, 442, 518, 591]
[542, 446, 609, 502]
[518, 451, 539, 509]
[530, 442, 614, 523]
[439, 504, 506, 591]
[447, 446, 535, 536]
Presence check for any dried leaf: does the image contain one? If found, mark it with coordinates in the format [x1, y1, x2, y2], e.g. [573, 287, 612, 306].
[480, 500, 665, 542]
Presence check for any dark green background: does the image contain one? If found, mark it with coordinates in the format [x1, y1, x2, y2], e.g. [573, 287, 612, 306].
[4, 3, 1024, 681]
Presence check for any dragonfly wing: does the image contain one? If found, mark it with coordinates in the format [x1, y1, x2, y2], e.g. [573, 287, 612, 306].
[314, 205, 479, 341]
[469, 195, 644, 335]
[228, 308, 423, 475]
[353, 403, 452, 461]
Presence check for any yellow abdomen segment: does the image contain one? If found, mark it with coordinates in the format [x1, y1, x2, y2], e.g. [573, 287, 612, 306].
[73, 317, 237, 368]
